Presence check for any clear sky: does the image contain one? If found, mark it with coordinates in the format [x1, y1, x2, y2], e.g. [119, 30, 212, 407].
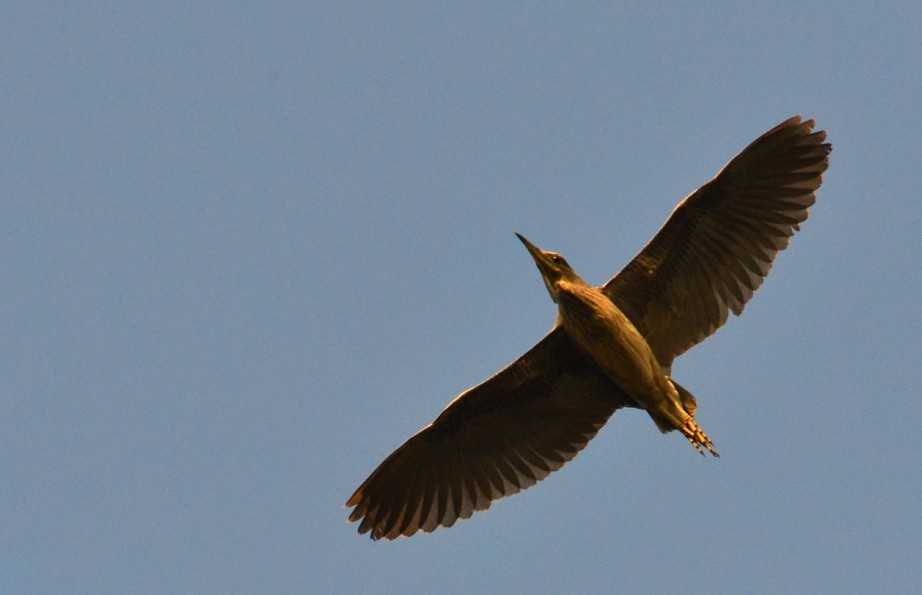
[3, 3, 920, 594]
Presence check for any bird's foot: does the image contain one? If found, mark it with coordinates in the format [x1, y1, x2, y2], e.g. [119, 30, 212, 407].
[679, 416, 719, 457]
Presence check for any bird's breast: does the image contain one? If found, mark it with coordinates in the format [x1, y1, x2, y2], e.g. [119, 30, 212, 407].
[555, 283, 663, 398]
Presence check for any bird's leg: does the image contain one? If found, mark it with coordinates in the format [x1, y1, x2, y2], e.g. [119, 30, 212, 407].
[678, 416, 719, 457]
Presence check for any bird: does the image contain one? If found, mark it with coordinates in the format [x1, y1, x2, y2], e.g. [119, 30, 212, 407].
[345, 116, 831, 540]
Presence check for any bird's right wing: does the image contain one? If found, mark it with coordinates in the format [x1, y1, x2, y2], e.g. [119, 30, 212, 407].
[345, 328, 632, 540]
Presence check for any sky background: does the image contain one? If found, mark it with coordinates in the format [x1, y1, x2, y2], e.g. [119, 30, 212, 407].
[3, 3, 921, 594]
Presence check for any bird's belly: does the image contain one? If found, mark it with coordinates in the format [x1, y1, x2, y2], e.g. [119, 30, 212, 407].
[558, 297, 663, 400]
[577, 320, 659, 396]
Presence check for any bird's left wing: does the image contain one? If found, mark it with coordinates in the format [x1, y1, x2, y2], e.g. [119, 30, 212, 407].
[346, 327, 632, 540]
[602, 116, 830, 367]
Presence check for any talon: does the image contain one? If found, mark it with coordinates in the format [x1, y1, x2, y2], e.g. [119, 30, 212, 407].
[678, 416, 719, 457]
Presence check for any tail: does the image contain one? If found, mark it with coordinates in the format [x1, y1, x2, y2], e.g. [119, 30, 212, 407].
[672, 379, 698, 416]
[649, 378, 698, 434]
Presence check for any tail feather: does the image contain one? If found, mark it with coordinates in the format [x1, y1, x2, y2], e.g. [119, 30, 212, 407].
[649, 378, 700, 434]
[672, 379, 698, 416]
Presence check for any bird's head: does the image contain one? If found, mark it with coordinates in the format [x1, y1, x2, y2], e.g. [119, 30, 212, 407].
[515, 233, 583, 303]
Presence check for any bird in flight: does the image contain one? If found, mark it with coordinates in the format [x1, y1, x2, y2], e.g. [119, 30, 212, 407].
[346, 116, 831, 540]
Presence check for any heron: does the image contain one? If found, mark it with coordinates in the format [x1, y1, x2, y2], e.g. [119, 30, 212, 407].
[346, 116, 831, 540]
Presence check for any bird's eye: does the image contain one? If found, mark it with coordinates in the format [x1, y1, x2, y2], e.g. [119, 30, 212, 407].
[551, 254, 566, 266]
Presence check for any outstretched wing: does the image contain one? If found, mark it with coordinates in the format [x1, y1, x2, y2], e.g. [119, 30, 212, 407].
[603, 116, 831, 367]
[345, 328, 632, 540]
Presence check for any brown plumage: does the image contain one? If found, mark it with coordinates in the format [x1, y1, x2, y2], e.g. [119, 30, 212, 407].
[346, 116, 831, 540]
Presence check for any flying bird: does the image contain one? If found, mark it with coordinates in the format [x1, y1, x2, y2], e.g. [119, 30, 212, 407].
[346, 116, 831, 540]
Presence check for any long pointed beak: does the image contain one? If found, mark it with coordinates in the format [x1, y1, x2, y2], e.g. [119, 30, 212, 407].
[515, 233, 544, 262]
[516, 232, 560, 303]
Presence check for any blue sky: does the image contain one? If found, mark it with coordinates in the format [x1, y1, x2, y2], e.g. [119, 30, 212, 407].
[3, 3, 920, 593]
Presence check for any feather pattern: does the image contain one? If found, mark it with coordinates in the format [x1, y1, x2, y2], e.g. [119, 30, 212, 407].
[346, 329, 631, 539]
[603, 116, 831, 367]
